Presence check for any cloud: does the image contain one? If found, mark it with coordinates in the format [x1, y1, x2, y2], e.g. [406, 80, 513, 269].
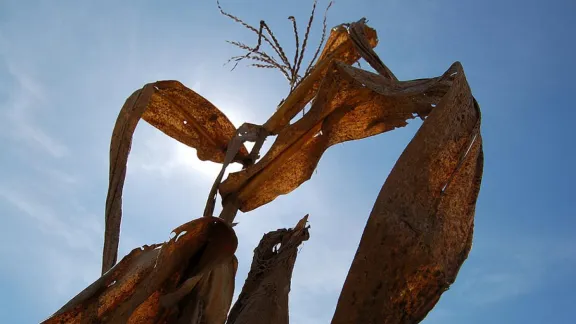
[1, 61, 69, 158]
[44, 168, 79, 184]
[436, 234, 576, 311]
[0, 185, 104, 321]
[126, 125, 244, 180]
[458, 268, 538, 305]
[0, 187, 102, 255]
[13, 124, 70, 158]
[40, 246, 101, 300]
[124, 86, 262, 182]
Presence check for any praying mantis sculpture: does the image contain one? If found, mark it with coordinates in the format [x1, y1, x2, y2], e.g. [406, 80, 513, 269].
[42, 1, 483, 323]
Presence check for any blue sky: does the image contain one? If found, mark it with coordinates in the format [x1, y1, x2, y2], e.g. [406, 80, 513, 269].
[1, 0, 575, 323]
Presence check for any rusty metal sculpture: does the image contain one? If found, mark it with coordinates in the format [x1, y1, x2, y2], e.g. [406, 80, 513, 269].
[42, 1, 483, 323]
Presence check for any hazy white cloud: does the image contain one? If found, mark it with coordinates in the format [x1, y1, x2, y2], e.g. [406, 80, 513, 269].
[446, 236, 576, 309]
[45, 168, 79, 185]
[6, 62, 47, 102]
[40, 246, 101, 300]
[127, 126, 243, 180]
[1, 62, 69, 158]
[13, 124, 70, 158]
[459, 269, 537, 305]
[0, 186, 103, 318]
[0, 188, 102, 255]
